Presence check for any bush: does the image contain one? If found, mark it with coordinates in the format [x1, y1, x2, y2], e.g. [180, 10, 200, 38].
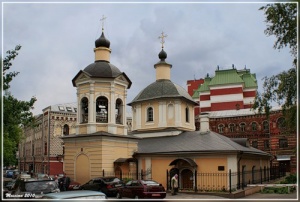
[261, 186, 295, 194]
[282, 174, 297, 184]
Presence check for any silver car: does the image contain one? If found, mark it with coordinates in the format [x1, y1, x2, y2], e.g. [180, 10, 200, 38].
[42, 190, 107, 199]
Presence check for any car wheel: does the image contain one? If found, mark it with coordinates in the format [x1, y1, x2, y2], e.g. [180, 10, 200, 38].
[116, 192, 122, 199]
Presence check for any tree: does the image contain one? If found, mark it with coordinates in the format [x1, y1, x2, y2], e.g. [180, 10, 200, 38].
[253, 3, 297, 132]
[2, 45, 37, 166]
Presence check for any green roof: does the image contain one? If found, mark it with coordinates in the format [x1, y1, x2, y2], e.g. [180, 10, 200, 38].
[198, 77, 211, 92]
[242, 73, 257, 89]
[192, 89, 200, 98]
[208, 69, 244, 86]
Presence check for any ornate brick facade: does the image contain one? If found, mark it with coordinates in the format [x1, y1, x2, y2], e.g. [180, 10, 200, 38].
[18, 103, 77, 175]
[195, 108, 297, 173]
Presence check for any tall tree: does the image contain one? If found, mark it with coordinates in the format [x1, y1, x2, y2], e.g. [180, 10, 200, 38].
[253, 3, 297, 132]
[2, 45, 37, 166]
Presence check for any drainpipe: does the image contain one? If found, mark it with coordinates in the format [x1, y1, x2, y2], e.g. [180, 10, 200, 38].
[237, 151, 243, 189]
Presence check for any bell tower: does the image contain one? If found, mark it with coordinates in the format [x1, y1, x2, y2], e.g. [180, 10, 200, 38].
[72, 17, 132, 135]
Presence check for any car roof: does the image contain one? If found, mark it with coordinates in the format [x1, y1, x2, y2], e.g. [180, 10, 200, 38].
[93, 176, 117, 179]
[43, 190, 106, 199]
[23, 178, 55, 182]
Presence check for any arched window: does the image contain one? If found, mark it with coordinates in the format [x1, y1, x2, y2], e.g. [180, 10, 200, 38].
[229, 123, 235, 132]
[240, 122, 246, 132]
[81, 97, 89, 123]
[277, 117, 286, 129]
[218, 124, 225, 133]
[263, 120, 269, 131]
[63, 124, 69, 135]
[96, 96, 108, 123]
[251, 122, 257, 131]
[185, 107, 189, 122]
[115, 99, 123, 124]
[147, 107, 153, 122]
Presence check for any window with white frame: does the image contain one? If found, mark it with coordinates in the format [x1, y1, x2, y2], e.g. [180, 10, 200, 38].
[263, 120, 269, 131]
[240, 123, 246, 132]
[147, 107, 153, 122]
[185, 107, 189, 122]
[218, 124, 225, 133]
[229, 123, 235, 132]
[251, 122, 257, 131]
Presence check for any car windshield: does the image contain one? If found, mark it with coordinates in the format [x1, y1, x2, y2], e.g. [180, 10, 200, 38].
[24, 181, 58, 193]
[103, 178, 120, 183]
[141, 180, 160, 186]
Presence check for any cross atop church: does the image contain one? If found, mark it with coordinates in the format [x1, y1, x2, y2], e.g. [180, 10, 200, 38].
[100, 15, 107, 31]
[158, 31, 168, 49]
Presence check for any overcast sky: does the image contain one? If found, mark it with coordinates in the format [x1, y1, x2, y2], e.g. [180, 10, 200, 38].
[2, 1, 294, 115]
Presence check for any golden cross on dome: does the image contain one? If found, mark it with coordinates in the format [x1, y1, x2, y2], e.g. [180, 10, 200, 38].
[158, 31, 168, 49]
[100, 15, 107, 31]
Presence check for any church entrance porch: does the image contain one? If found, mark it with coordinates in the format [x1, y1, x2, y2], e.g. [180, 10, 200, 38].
[168, 158, 198, 191]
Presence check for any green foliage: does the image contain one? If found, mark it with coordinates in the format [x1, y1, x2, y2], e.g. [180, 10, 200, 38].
[2, 45, 37, 166]
[281, 174, 297, 184]
[253, 68, 297, 132]
[262, 174, 297, 194]
[3, 45, 21, 90]
[261, 186, 295, 194]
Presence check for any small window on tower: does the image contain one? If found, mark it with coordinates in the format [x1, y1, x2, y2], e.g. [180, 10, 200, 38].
[66, 107, 72, 112]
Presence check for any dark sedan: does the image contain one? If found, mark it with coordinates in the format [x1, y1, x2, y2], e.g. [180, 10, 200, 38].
[80, 176, 123, 197]
[116, 180, 166, 199]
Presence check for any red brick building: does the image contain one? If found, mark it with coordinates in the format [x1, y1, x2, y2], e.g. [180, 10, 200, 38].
[188, 67, 297, 173]
[187, 78, 204, 116]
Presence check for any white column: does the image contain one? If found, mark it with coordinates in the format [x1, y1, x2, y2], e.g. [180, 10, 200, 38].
[123, 89, 128, 135]
[158, 101, 166, 127]
[175, 100, 182, 127]
[110, 83, 115, 124]
[136, 104, 142, 130]
[76, 88, 80, 134]
[88, 82, 95, 123]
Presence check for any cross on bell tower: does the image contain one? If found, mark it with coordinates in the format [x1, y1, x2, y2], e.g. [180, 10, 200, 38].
[158, 31, 168, 49]
[100, 15, 107, 31]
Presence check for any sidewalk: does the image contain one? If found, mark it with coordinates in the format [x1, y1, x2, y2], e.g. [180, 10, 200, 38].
[164, 191, 297, 200]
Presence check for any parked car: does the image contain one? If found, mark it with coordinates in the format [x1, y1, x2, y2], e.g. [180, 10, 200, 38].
[68, 180, 81, 190]
[9, 178, 60, 199]
[116, 180, 166, 199]
[80, 176, 123, 197]
[4, 170, 15, 178]
[42, 190, 107, 199]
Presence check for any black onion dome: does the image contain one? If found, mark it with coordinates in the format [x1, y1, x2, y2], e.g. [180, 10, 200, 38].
[158, 49, 167, 61]
[83, 61, 121, 78]
[128, 80, 197, 106]
[95, 32, 110, 48]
